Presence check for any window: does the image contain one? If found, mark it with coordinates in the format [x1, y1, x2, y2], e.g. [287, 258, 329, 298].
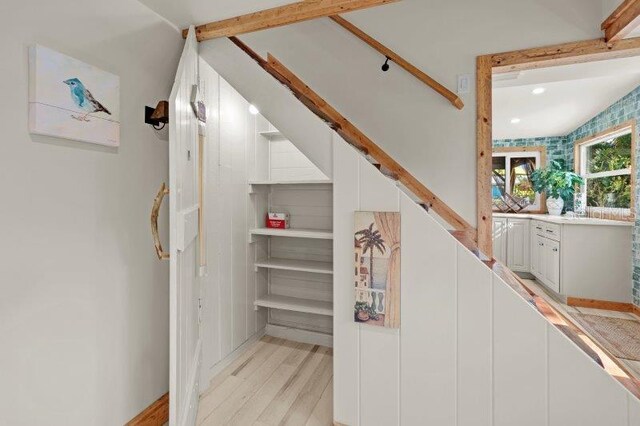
[575, 122, 635, 219]
[492, 148, 544, 212]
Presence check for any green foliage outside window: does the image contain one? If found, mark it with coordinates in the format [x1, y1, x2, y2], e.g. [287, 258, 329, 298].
[584, 133, 632, 208]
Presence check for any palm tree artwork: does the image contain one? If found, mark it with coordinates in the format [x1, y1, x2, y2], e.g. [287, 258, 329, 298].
[355, 220, 387, 324]
[356, 223, 387, 289]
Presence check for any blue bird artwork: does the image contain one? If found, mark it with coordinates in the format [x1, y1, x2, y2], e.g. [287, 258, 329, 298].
[63, 78, 111, 122]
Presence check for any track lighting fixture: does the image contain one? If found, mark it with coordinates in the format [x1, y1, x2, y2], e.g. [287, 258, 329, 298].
[381, 57, 390, 72]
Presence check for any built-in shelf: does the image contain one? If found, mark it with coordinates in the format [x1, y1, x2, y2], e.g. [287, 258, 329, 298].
[249, 180, 332, 185]
[255, 294, 333, 316]
[255, 257, 333, 274]
[258, 130, 286, 140]
[250, 228, 333, 240]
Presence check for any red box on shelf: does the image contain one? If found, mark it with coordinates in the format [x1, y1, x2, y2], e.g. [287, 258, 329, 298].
[266, 212, 290, 229]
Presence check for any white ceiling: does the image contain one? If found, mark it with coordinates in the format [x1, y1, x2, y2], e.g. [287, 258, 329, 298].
[493, 55, 640, 139]
[138, 0, 293, 30]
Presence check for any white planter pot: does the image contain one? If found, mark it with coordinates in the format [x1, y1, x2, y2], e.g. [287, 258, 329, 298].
[546, 197, 564, 216]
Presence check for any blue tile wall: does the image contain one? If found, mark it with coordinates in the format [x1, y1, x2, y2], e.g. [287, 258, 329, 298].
[493, 136, 567, 166]
[493, 85, 640, 306]
[565, 85, 640, 307]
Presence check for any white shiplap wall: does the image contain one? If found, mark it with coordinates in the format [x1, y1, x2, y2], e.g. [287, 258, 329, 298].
[333, 133, 640, 426]
[199, 62, 266, 388]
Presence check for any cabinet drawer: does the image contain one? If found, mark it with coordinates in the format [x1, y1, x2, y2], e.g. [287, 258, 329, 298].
[543, 223, 560, 241]
[532, 221, 545, 236]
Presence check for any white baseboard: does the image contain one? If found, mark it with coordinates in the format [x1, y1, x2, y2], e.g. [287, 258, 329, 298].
[202, 328, 266, 391]
[265, 324, 333, 347]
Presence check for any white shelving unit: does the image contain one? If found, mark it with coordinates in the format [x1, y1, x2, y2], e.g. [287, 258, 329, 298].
[258, 130, 286, 140]
[249, 180, 332, 185]
[254, 294, 333, 316]
[250, 227, 333, 240]
[255, 257, 333, 275]
[249, 119, 334, 346]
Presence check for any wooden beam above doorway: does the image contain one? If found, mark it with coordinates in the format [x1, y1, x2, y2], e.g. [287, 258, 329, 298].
[328, 15, 464, 110]
[183, 0, 400, 42]
[490, 36, 640, 73]
[602, 0, 640, 42]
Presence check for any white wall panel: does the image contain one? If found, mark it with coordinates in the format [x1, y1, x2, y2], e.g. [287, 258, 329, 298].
[358, 157, 400, 426]
[493, 275, 547, 426]
[201, 59, 222, 386]
[630, 394, 640, 425]
[332, 136, 361, 426]
[457, 245, 492, 426]
[200, 39, 333, 179]
[400, 194, 457, 425]
[548, 324, 628, 426]
[246, 114, 258, 338]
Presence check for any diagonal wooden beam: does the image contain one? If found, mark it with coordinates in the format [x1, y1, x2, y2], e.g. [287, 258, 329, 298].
[229, 36, 475, 235]
[329, 15, 464, 110]
[602, 0, 640, 42]
[184, 0, 400, 41]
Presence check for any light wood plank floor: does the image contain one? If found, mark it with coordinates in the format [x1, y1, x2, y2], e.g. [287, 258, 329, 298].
[522, 278, 640, 381]
[197, 336, 333, 426]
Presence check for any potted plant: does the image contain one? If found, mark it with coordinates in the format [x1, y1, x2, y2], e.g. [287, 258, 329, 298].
[354, 301, 379, 322]
[531, 160, 584, 216]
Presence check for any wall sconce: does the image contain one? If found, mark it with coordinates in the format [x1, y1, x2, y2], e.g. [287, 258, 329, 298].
[145, 101, 169, 130]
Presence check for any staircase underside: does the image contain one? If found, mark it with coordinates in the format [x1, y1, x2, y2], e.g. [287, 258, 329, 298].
[225, 35, 640, 400]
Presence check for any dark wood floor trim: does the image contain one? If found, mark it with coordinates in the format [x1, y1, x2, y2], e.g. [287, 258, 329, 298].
[125, 392, 169, 426]
[567, 297, 635, 313]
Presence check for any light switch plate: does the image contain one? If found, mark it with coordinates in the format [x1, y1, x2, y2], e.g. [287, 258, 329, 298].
[457, 74, 472, 95]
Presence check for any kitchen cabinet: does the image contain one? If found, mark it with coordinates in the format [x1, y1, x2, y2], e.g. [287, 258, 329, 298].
[506, 218, 530, 273]
[492, 218, 507, 264]
[492, 217, 529, 272]
[530, 220, 560, 293]
[494, 213, 632, 304]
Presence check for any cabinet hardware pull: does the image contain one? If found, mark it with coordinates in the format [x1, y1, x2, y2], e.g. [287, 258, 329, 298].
[151, 182, 170, 260]
[553, 248, 558, 252]
[546, 229, 553, 233]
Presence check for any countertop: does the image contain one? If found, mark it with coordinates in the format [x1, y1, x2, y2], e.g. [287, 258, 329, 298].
[493, 213, 633, 227]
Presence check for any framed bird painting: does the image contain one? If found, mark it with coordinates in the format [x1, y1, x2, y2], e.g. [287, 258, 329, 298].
[29, 45, 120, 147]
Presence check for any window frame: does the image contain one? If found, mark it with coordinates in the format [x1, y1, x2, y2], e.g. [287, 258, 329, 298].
[573, 120, 636, 221]
[492, 146, 546, 213]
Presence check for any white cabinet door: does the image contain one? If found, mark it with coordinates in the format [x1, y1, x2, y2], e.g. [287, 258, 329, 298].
[533, 235, 546, 283]
[507, 219, 530, 272]
[544, 239, 561, 293]
[169, 26, 201, 426]
[530, 231, 539, 277]
[493, 218, 508, 263]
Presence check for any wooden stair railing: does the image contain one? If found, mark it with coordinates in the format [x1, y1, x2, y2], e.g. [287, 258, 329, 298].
[229, 36, 475, 238]
[329, 15, 464, 110]
[228, 36, 640, 399]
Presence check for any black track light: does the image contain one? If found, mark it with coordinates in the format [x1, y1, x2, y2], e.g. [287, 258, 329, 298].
[381, 57, 390, 72]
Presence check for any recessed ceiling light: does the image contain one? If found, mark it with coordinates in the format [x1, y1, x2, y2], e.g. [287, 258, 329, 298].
[532, 87, 546, 95]
[249, 104, 259, 115]
[511, 118, 521, 124]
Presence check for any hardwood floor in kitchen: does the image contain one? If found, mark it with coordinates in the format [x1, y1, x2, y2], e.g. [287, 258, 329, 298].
[197, 336, 333, 426]
[522, 278, 640, 381]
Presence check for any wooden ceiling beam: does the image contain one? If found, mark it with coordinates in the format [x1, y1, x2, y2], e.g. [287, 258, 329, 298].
[329, 15, 464, 110]
[490, 36, 640, 73]
[184, 0, 400, 41]
[229, 36, 475, 235]
[602, 0, 640, 42]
